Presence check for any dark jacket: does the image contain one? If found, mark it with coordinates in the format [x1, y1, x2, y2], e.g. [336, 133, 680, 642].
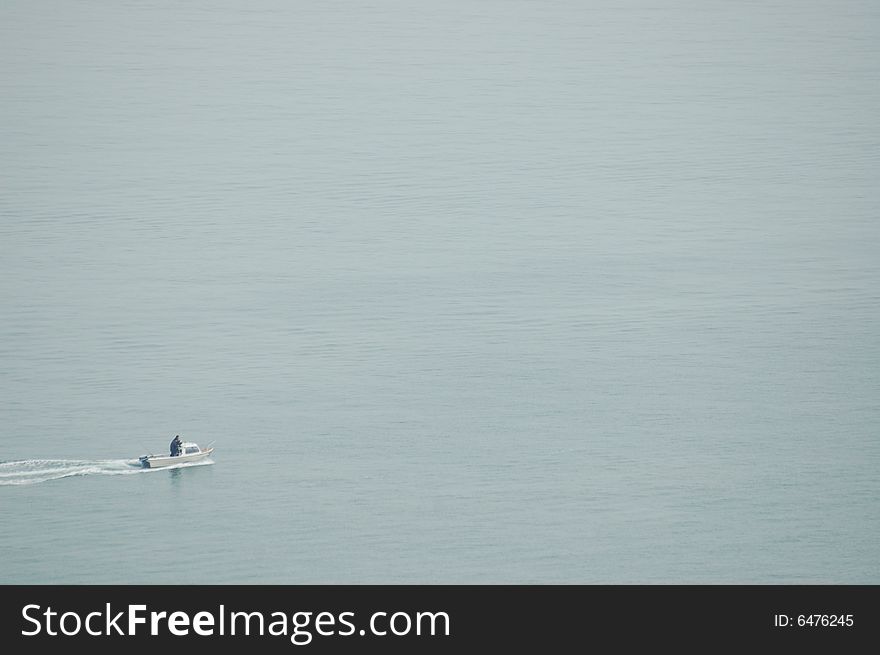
[170, 437, 181, 456]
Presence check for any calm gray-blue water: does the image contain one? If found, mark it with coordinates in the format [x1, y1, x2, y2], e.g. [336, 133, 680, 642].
[1, 0, 878, 584]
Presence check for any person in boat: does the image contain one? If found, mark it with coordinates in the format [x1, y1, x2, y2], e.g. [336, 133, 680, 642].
[170, 435, 182, 457]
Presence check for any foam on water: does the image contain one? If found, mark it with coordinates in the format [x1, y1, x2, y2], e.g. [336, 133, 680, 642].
[0, 458, 214, 486]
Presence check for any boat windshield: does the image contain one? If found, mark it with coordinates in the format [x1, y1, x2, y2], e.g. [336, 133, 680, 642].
[184, 446, 199, 454]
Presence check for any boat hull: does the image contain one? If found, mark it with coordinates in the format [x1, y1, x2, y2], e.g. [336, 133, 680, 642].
[139, 448, 214, 469]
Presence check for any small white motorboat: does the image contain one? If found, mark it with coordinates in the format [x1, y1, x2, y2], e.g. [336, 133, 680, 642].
[139, 440, 215, 469]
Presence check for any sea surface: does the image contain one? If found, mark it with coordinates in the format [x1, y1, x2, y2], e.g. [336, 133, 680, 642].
[1, 0, 878, 584]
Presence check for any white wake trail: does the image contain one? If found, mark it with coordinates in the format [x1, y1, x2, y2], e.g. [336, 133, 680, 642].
[0, 458, 211, 486]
